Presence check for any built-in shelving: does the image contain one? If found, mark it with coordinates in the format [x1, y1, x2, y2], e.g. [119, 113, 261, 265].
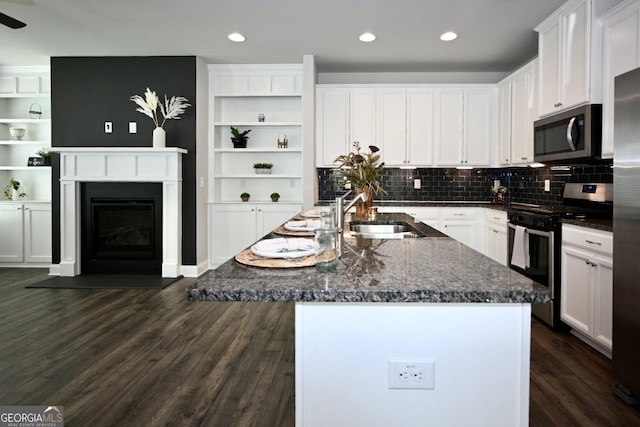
[0, 67, 51, 203]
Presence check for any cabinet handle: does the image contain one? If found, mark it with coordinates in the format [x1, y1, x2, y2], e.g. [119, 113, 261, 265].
[493, 217, 500, 220]
[585, 260, 598, 267]
[585, 239, 602, 246]
[493, 229, 499, 233]
[505, 158, 509, 162]
[554, 102, 563, 107]
[251, 208, 255, 212]
[453, 213, 465, 216]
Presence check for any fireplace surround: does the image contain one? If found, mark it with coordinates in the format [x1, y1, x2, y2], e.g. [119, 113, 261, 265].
[50, 147, 186, 278]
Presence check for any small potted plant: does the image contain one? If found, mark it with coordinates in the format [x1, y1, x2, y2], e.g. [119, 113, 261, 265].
[36, 149, 52, 166]
[3, 178, 27, 201]
[490, 185, 508, 203]
[231, 126, 251, 149]
[270, 192, 280, 202]
[253, 163, 273, 174]
[240, 192, 250, 202]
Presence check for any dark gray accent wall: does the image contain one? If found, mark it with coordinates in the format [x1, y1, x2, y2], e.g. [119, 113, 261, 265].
[50, 56, 198, 266]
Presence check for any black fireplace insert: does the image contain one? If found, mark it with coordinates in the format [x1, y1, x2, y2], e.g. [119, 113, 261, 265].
[81, 182, 163, 274]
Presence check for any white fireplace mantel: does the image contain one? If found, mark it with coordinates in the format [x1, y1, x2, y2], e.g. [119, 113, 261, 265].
[49, 147, 187, 278]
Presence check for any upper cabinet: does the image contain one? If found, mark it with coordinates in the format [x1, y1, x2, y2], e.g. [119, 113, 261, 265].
[434, 87, 495, 167]
[497, 59, 538, 166]
[316, 85, 495, 168]
[601, 0, 640, 159]
[0, 66, 51, 202]
[536, 0, 600, 117]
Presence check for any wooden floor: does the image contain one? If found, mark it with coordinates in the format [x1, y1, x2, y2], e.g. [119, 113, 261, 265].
[1, 268, 639, 426]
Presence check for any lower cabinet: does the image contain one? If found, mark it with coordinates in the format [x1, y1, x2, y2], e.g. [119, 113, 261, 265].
[560, 224, 613, 356]
[209, 203, 302, 267]
[484, 210, 508, 266]
[0, 202, 52, 264]
[441, 208, 482, 252]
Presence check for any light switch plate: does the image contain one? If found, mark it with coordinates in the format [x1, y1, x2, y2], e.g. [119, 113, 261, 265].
[544, 179, 551, 192]
[414, 179, 421, 189]
[129, 122, 137, 133]
[105, 122, 112, 133]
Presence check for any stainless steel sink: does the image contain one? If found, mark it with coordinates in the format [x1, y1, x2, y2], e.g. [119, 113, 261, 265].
[349, 223, 425, 239]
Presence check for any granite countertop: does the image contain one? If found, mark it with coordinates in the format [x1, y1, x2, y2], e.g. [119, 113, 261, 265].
[560, 217, 613, 232]
[188, 213, 550, 304]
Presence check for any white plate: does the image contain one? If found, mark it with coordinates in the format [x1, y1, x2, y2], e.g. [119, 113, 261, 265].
[284, 223, 319, 232]
[250, 245, 315, 259]
[300, 210, 324, 218]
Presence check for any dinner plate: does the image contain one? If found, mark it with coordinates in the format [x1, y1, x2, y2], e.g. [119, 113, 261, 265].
[250, 245, 315, 259]
[284, 223, 319, 232]
[300, 210, 324, 218]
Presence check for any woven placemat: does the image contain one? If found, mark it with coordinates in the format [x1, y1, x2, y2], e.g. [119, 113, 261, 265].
[272, 225, 315, 237]
[234, 248, 316, 268]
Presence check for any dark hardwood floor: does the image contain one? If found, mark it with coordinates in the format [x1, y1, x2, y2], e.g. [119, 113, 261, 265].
[1, 268, 639, 426]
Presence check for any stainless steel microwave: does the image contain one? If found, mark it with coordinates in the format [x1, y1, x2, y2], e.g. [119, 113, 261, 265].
[533, 104, 602, 163]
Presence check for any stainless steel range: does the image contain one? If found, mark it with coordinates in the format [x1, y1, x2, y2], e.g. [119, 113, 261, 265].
[507, 183, 613, 329]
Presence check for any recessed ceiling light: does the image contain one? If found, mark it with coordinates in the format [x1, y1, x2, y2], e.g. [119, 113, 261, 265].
[440, 31, 458, 41]
[228, 33, 246, 42]
[359, 32, 376, 42]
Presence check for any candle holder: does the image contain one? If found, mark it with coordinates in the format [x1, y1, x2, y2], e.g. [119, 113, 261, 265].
[277, 134, 288, 149]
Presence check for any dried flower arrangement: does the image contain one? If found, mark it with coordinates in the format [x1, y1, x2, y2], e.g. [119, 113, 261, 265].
[130, 87, 191, 128]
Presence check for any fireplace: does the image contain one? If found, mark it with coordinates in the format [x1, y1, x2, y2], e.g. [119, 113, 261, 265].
[50, 147, 186, 278]
[81, 182, 163, 274]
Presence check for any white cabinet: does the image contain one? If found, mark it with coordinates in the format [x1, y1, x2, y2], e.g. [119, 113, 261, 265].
[484, 209, 508, 266]
[377, 89, 407, 165]
[0, 67, 51, 203]
[601, 0, 640, 159]
[536, 0, 599, 117]
[316, 85, 494, 168]
[510, 61, 538, 165]
[378, 88, 434, 166]
[434, 88, 494, 167]
[561, 224, 613, 356]
[440, 208, 482, 252]
[209, 65, 304, 204]
[0, 202, 51, 264]
[209, 203, 302, 267]
[315, 87, 375, 167]
[497, 80, 512, 166]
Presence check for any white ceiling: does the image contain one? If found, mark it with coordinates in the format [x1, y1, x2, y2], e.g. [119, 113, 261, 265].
[1, 0, 571, 74]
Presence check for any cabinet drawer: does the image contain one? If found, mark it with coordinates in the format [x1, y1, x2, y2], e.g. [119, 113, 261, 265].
[485, 209, 507, 226]
[442, 208, 476, 220]
[562, 224, 613, 254]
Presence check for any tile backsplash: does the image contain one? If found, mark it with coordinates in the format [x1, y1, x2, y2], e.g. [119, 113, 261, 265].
[318, 162, 613, 205]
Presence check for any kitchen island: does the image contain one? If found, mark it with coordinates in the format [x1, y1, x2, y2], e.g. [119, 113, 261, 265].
[189, 213, 549, 427]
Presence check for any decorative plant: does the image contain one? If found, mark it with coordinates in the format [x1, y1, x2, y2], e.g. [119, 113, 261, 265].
[35, 149, 51, 158]
[490, 186, 508, 195]
[231, 126, 251, 148]
[3, 179, 27, 200]
[333, 141, 387, 196]
[130, 87, 191, 128]
[240, 192, 250, 202]
[253, 163, 273, 169]
[270, 192, 280, 202]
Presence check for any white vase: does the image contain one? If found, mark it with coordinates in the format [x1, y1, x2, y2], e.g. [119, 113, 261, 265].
[153, 127, 166, 148]
[11, 188, 19, 201]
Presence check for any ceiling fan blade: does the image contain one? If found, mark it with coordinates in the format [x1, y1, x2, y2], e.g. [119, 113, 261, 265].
[0, 11, 26, 29]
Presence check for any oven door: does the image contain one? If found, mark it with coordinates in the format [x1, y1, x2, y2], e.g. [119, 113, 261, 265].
[507, 223, 556, 327]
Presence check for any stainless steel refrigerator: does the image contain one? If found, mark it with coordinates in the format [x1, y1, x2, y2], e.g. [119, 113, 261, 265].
[613, 67, 640, 405]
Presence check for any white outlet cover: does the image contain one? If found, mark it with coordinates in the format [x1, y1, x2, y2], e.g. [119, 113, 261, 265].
[129, 122, 137, 133]
[414, 179, 421, 189]
[388, 359, 435, 390]
[104, 122, 112, 133]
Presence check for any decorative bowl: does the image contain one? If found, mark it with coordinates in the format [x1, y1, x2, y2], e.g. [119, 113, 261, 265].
[9, 127, 26, 141]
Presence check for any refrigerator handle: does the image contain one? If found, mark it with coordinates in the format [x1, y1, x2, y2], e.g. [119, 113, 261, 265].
[566, 117, 577, 151]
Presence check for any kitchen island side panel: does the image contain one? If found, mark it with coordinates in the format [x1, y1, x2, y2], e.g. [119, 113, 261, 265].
[295, 302, 530, 427]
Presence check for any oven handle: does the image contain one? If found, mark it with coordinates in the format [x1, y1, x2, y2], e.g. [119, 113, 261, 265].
[508, 222, 553, 237]
[566, 116, 577, 151]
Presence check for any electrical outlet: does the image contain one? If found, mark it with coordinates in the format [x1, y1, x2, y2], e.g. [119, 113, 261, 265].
[388, 359, 435, 390]
[104, 122, 112, 133]
[544, 179, 551, 192]
[129, 122, 137, 133]
[414, 179, 421, 189]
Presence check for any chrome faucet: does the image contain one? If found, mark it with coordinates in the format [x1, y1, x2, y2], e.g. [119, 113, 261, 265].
[334, 189, 368, 230]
